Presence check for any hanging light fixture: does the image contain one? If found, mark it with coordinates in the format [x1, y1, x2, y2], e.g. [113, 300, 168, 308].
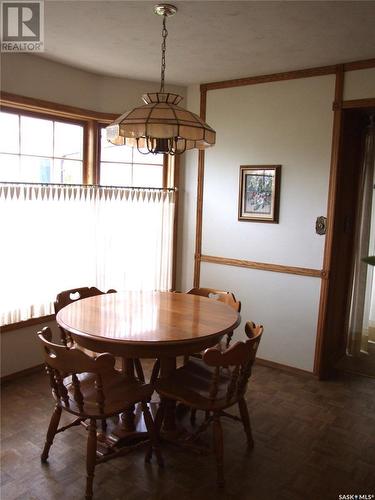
[106, 3, 216, 155]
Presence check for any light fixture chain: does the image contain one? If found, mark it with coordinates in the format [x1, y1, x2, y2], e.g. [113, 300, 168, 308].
[160, 14, 168, 93]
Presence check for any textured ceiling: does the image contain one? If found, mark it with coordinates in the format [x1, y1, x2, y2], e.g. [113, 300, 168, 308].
[39, 0, 375, 86]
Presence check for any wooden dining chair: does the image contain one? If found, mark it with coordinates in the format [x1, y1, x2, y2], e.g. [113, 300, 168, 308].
[38, 326, 163, 500]
[187, 288, 241, 349]
[53, 286, 116, 347]
[150, 288, 241, 393]
[54, 286, 145, 383]
[54, 287, 116, 348]
[154, 321, 263, 487]
[185, 288, 241, 424]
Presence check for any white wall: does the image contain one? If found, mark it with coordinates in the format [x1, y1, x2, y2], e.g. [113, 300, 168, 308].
[200, 264, 321, 371]
[0, 53, 186, 113]
[180, 68, 375, 372]
[344, 68, 375, 100]
[179, 76, 335, 370]
[1, 320, 60, 377]
[199, 76, 335, 372]
[203, 77, 334, 269]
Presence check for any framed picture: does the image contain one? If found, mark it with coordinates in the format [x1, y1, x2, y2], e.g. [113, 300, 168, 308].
[238, 165, 281, 223]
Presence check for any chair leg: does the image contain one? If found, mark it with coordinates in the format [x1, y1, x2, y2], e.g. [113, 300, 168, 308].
[150, 359, 160, 384]
[146, 399, 165, 463]
[154, 400, 166, 435]
[85, 418, 97, 500]
[212, 412, 225, 487]
[134, 358, 145, 383]
[41, 404, 62, 462]
[238, 397, 254, 450]
[142, 401, 164, 467]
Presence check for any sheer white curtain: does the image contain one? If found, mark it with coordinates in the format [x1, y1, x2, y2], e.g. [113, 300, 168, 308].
[0, 184, 175, 326]
[348, 117, 375, 356]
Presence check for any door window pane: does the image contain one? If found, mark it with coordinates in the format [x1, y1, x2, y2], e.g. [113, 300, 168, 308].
[0, 112, 19, 154]
[20, 116, 53, 157]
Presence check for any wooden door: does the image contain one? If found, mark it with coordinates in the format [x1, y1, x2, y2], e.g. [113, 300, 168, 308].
[319, 107, 375, 377]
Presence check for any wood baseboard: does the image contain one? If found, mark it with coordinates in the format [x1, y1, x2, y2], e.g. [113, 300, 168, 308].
[2, 357, 314, 383]
[256, 357, 314, 377]
[1, 363, 44, 384]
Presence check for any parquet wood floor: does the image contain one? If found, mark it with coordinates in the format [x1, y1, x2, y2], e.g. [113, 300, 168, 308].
[1, 362, 374, 500]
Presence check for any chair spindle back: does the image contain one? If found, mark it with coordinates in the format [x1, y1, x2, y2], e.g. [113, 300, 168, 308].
[203, 321, 263, 403]
[54, 287, 116, 347]
[38, 326, 115, 415]
[187, 288, 241, 313]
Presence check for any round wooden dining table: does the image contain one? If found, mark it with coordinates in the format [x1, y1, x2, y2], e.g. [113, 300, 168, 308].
[56, 290, 240, 438]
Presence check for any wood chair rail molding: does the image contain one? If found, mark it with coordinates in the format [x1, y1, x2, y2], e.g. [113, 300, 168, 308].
[199, 254, 323, 279]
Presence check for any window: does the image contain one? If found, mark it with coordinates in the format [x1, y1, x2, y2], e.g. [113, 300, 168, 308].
[0, 110, 84, 184]
[99, 127, 164, 188]
[0, 94, 177, 329]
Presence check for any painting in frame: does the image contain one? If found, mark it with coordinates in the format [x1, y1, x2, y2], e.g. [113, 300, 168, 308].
[238, 165, 281, 223]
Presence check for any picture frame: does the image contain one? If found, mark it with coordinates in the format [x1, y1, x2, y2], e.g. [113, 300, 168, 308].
[238, 165, 281, 223]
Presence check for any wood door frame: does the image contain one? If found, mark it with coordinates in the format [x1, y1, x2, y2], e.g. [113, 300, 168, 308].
[314, 97, 375, 378]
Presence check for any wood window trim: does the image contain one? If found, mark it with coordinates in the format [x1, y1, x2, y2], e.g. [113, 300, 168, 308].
[0, 91, 117, 122]
[0, 92, 116, 186]
[0, 92, 179, 331]
[1, 103, 90, 183]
